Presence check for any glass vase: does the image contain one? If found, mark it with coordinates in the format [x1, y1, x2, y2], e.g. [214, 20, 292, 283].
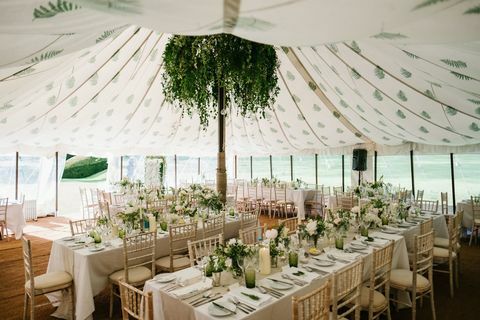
[244, 267, 256, 288]
[335, 236, 344, 250]
[212, 272, 222, 287]
[270, 255, 278, 268]
[288, 251, 298, 268]
[360, 225, 369, 237]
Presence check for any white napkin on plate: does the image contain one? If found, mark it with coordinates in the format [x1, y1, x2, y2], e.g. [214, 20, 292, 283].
[281, 266, 319, 283]
[174, 267, 202, 286]
[324, 248, 361, 261]
[171, 278, 212, 299]
[229, 286, 271, 307]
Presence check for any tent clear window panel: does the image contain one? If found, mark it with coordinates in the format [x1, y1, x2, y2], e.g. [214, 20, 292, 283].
[177, 156, 198, 185]
[377, 155, 411, 190]
[414, 154, 451, 204]
[272, 156, 290, 181]
[0, 154, 16, 199]
[455, 154, 480, 202]
[18, 155, 40, 200]
[165, 156, 176, 189]
[344, 155, 352, 189]
[122, 156, 145, 182]
[252, 157, 270, 180]
[293, 156, 315, 184]
[237, 157, 250, 180]
[318, 155, 342, 188]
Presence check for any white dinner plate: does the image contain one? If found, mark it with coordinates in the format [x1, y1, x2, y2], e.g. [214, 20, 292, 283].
[269, 280, 294, 290]
[88, 245, 105, 252]
[381, 228, 399, 234]
[314, 259, 335, 267]
[62, 236, 75, 241]
[154, 274, 176, 283]
[208, 301, 236, 317]
[350, 242, 367, 250]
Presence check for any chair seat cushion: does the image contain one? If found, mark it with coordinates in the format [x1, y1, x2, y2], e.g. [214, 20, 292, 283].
[26, 271, 72, 290]
[390, 269, 430, 292]
[475, 218, 480, 225]
[434, 237, 449, 248]
[109, 266, 152, 284]
[433, 247, 456, 259]
[155, 255, 191, 270]
[359, 286, 388, 311]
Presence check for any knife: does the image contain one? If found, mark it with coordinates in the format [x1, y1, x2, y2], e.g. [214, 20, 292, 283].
[268, 278, 294, 286]
[212, 301, 236, 314]
[192, 294, 222, 307]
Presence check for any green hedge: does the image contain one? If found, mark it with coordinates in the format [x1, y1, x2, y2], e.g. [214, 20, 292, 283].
[62, 156, 108, 179]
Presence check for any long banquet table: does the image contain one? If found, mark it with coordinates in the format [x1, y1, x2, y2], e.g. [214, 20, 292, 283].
[145, 213, 447, 320]
[47, 217, 241, 320]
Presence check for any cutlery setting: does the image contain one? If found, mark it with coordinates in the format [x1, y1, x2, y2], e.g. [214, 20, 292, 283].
[257, 285, 283, 299]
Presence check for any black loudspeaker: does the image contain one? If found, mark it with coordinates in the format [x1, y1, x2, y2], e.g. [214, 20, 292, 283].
[352, 149, 367, 171]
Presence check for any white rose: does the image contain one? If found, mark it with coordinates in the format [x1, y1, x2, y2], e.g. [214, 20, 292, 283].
[372, 208, 379, 215]
[225, 258, 232, 268]
[265, 229, 278, 240]
[351, 206, 360, 214]
[306, 220, 317, 236]
[228, 238, 237, 245]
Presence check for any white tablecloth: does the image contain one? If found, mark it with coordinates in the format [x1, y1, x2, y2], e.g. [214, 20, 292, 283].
[286, 189, 315, 220]
[47, 219, 241, 320]
[6, 201, 25, 240]
[145, 233, 411, 320]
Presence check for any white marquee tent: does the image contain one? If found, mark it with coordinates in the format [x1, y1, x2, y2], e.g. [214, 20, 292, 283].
[0, 0, 479, 157]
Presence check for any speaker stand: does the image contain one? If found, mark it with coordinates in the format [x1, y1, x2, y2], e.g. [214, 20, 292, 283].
[357, 171, 363, 186]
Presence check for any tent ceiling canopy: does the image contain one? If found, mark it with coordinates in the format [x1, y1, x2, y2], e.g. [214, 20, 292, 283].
[0, 1, 479, 156]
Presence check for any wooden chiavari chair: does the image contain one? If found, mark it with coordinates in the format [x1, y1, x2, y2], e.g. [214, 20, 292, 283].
[239, 225, 265, 245]
[109, 231, 157, 318]
[69, 218, 97, 236]
[119, 281, 153, 320]
[155, 222, 197, 273]
[98, 200, 111, 219]
[433, 211, 462, 297]
[275, 183, 296, 218]
[202, 213, 225, 238]
[292, 280, 330, 320]
[390, 230, 436, 320]
[415, 190, 424, 207]
[22, 237, 74, 320]
[360, 241, 394, 320]
[337, 192, 355, 210]
[421, 200, 439, 214]
[420, 217, 433, 235]
[331, 259, 364, 320]
[305, 188, 324, 218]
[440, 192, 448, 215]
[322, 186, 331, 196]
[278, 217, 299, 235]
[333, 186, 343, 196]
[188, 234, 224, 267]
[239, 208, 259, 230]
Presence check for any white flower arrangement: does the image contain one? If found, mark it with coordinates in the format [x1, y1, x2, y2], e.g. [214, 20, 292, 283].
[363, 212, 382, 228]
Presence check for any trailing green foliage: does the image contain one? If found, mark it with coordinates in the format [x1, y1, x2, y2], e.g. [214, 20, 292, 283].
[62, 156, 108, 179]
[351, 68, 361, 79]
[161, 34, 279, 128]
[467, 98, 480, 105]
[445, 106, 457, 116]
[33, 0, 81, 19]
[373, 89, 383, 101]
[413, 0, 449, 10]
[397, 90, 408, 102]
[464, 5, 480, 14]
[440, 59, 467, 68]
[30, 50, 64, 63]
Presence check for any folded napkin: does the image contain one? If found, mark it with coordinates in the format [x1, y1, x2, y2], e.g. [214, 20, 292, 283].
[174, 267, 202, 286]
[170, 278, 212, 300]
[324, 248, 361, 261]
[355, 236, 389, 247]
[229, 286, 271, 307]
[110, 238, 124, 247]
[281, 266, 319, 283]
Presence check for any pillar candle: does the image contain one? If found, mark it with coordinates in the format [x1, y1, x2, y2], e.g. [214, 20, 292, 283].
[259, 246, 271, 275]
[111, 224, 119, 238]
[149, 215, 157, 232]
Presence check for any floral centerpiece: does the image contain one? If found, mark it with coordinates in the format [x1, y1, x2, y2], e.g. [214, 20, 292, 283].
[214, 238, 254, 277]
[325, 209, 353, 249]
[170, 184, 223, 216]
[197, 187, 223, 212]
[265, 224, 290, 267]
[299, 216, 326, 248]
[291, 178, 307, 190]
[359, 211, 382, 237]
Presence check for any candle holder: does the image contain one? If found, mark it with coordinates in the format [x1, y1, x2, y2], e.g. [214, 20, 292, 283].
[335, 236, 344, 250]
[212, 272, 222, 287]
